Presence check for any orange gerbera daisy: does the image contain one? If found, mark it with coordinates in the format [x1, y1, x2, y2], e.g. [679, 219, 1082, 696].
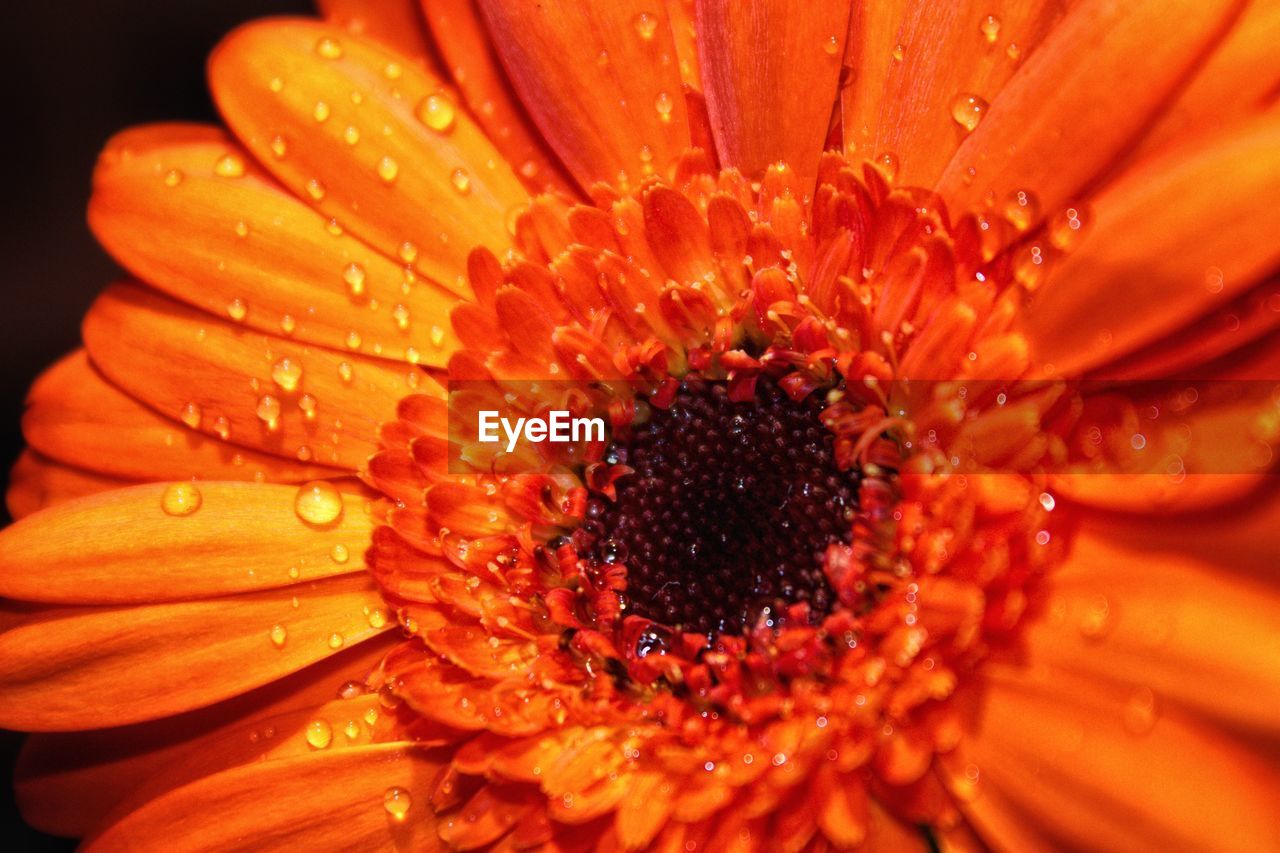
[3, 0, 1280, 849]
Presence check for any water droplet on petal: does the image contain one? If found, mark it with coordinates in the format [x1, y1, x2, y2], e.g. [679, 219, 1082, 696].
[1123, 686, 1158, 735]
[163, 169, 184, 188]
[892, 43, 905, 62]
[654, 91, 674, 122]
[226, 298, 247, 322]
[269, 624, 287, 647]
[450, 168, 471, 195]
[377, 155, 399, 183]
[1049, 205, 1091, 250]
[270, 136, 287, 158]
[633, 12, 657, 40]
[823, 35, 840, 56]
[337, 362, 354, 383]
[162, 482, 202, 516]
[256, 395, 282, 430]
[384, 786, 411, 820]
[330, 543, 350, 564]
[315, 37, 343, 59]
[328, 631, 346, 649]
[343, 263, 367, 296]
[295, 481, 344, 525]
[1002, 189, 1040, 231]
[979, 14, 1001, 44]
[214, 153, 246, 178]
[342, 125, 360, 146]
[280, 314, 297, 335]
[313, 101, 331, 123]
[180, 402, 203, 429]
[271, 357, 303, 392]
[950, 93, 988, 133]
[305, 719, 333, 749]
[1079, 594, 1111, 638]
[306, 178, 326, 201]
[416, 94, 456, 133]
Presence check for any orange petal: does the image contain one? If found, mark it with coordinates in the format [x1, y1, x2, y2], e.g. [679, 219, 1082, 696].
[666, 0, 701, 88]
[1136, 1, 1280, 157]
[0, 482, 373, 605]
[1021, 110, 1280, 375]
[16, 635, 395, 837]
[1010, 526, 1280, 736]
[209, 18, 527, 291]
[90, 124, 462, 366]
[82, 283, 434, 470]
[83, 744, 444, 852]
[418, 0, 576, 195]
[0, 574, 389, 731]
[23, 350, 337, 482]
[476, 0, 691, 189]
[935, 0, 1243, 231]
[696, 0, 850, 188]
[316, 0, 436, 69]
[945, 666, 1280, 851]
[842, 1, 1068, 188]
[6, 451, 133, 521]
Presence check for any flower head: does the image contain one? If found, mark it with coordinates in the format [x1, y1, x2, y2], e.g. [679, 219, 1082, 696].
[3, 1, 1280, 850]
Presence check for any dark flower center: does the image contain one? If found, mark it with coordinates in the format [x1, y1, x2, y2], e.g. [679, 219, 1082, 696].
[586, 375, 858, 637]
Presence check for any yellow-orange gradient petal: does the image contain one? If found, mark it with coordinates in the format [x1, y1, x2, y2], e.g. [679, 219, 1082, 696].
[316, 0, 436, 69]
[944, 668, 1279, 851]
[0, 481, 373, 605]
[1136, 1, 1280, 158]
[1022, 109, 1280, 375]
[935, 0, 1244, 236]
[89, 124, 462, 366]
[82, 283, 438, 470]
[0, 573, 389, 731]
[5, 451, 133, 521]
[476, 0, 691, 190]
[15, 635, 394, 836]
[842, 1, 1069, 188]
[83, 745, 444, 852]
[24, 350, 336, 483]
[696, 0, 850, 189]
[417, 0, 576, 195]
[209, 18, 527, 293]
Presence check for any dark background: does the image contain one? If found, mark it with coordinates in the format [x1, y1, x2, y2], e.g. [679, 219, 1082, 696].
[0, 2, 312, 847]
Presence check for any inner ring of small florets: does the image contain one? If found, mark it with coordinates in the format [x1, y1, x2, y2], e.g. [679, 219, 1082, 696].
[573, 373, 860, 638]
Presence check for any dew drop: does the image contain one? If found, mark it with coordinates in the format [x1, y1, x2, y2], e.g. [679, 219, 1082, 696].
[337, 361, 354, 383]
[633, 11, 657, 40]
[892, 43, 905, 62]
[269, 624, 287, 647]
[313, 101, 331, 122]
[270, 135, 287, 158]
[234, 220, 249, 238]
[1123, 686, 1158, 735]
[226, 298, 247, 322]
[1013, 242, 1048, 290]
[873, 152, 899, 182]
[305, 719, 333, 749]
[950, 93, 988, 133]
[450, 168, 471, 195]
[823, 35, 840, 56]
[1079, 594, 1111, 639]
[384, 787, 411, 820]
[1002, 189, 1040, 231]
[343, 719, 361, 738]
[256, 394, 282, 429]
[269, 77, 284, 93]
[417, 94, 457, 133]
[306, 178, 327, 201]
[331, 543, 351, 564]
[271, 357, 303, 392]
[398, 241, 419, 264]
[295, 480, 344, 526]
[392, 303, 411, 331]
[979, 14, 1001, 44]
[180, 402, 203, 429]
[368, 608, 388, 629]
[212, 416, 231, 441]
[280, 314, 297, 335]
[163, 169, 184, 187]
[342, 125, 360, 146]
[654, 91, 674, 122]
[298, 394, 318, 420]
[343, 263, 367, 296]
[430, 325, 445, 347]
[161, 482, 202, 516]
[328, 631, 346, 649]
[345, 330, 363, 350]
[376, 155, 399, 183]
[1049, 205, 1091, 250]
[214, 153, 246, 178]
[315, 37, 343, 59]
